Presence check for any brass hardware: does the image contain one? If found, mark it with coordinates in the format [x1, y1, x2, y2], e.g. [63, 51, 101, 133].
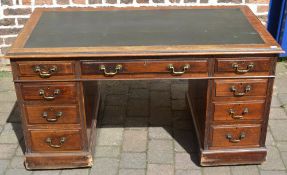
[42, 111, 63, 122]
[33, 65, 58, 78]
[99, 64, 122, 76]
[39, 89, 61, 100]
[45, 137, 66, 148]
[232, 63, 254, 73]
[230, 85, 251, 97]
[167, 64, 190, 75]
[226, 132, 246, 143]
[228, 108, 249, 119]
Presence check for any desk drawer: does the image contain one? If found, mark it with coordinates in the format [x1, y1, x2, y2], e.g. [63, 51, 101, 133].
[21, 82, 77, 101]
[210, 124, 261, 148]
[213, 101, 265, 121]
[81, 60, 208, 78]
[30, 129, 82, 152]
[215, 58, 272, 76]
[25, 104, 79, 124]
[214, 79, 268, 98]
[16, 61, 75, 80]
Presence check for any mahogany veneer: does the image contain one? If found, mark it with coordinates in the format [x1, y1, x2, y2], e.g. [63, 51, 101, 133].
[5, 6, 284, 169]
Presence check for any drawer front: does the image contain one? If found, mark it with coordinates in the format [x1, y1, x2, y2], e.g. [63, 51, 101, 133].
[210, 125, 261, 148]
[25, 104, 79, 124]
[16, 61, 75, 80]
[214, 79, 268, 97]
[30, 130, 82, 152]
[213, 101, 265, 121]
[81, 60, 208, 78]
[215, 58, 272, 76]
[21, 82, 77, 101]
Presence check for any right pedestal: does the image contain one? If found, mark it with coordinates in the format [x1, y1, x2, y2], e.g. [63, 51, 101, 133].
[187, 78, 273, 166]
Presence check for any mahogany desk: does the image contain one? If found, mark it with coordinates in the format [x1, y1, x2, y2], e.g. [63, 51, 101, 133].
[5, 6, 284, 169]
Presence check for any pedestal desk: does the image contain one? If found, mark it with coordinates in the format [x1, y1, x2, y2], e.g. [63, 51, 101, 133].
[5, 6, 284, 169]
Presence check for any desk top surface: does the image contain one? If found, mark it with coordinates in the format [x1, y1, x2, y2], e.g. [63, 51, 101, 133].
[25, 8, 263, 47]
[6, 6, 283, 58]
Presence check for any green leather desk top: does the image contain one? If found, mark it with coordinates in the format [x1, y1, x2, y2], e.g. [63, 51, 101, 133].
[6, 6, 283, 58]
[24, 8, 264, 48]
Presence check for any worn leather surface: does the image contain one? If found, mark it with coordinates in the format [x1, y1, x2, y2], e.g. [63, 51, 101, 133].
[24, 8, 264, 48]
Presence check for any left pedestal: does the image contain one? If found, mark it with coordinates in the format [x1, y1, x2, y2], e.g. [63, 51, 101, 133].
[11, 60, 99, 169]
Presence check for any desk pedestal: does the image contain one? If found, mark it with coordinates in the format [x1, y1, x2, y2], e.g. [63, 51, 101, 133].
[187, 79, 272, 166]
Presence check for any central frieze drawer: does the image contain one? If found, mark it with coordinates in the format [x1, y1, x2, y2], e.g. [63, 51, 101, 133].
[25, 104, 80, 124]
[214, 79, 268, 97]
[21, 82, 77, 101]
[30, 129, 82, 152]
[81, 60, 208, 76]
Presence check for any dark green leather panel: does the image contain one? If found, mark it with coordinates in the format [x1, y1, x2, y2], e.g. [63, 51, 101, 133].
[24, 8, 264, 48]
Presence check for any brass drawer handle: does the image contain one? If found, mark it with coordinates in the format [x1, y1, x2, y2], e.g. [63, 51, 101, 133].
[46, 137, 66, 148]
[33, 65, 58, 78]
[42, 111, 63, 122]
[228, 108, 249, 119]
[167, 64, 190, 75]
[226, 132, 246, 143]
[230, 85, 251, 97]
[99, 64, 122, 76]
[232, 63, 254, 73]
[39, 89, 61, 100]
